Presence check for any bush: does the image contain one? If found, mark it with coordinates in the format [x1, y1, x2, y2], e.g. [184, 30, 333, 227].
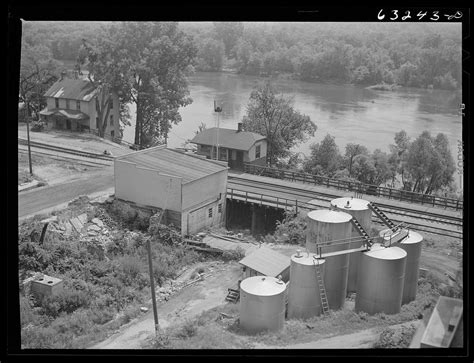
[39, 289, 90, 318]
[274, 211, 306, 245]
[221, 246, 246, 261]
[31, 120, 45, 132]
[175, 319, 198, 339]
[373, 324, 417, 348]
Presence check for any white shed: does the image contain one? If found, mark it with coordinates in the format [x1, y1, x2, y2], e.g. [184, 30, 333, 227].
[114, 145, 229, 236]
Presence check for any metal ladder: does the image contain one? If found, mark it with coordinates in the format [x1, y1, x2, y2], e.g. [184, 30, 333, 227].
[314, 260, 329, 315]
[350, 218, 372, 248]
[368, 202, 397, 231]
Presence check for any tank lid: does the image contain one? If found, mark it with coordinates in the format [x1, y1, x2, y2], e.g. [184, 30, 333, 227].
[291, 252, 325, 266]
[331, 197, 369, 211]
[365, 245, 407, 260]
[307, 209, 352, 223]
[240, 276, 287, 296]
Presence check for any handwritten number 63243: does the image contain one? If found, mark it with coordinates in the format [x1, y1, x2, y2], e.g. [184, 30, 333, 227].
[377, 10, 456, 21]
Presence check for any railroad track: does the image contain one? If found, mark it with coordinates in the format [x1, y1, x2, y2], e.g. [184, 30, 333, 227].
[18, 138, 114, 162]
[18, 147, 110, 168]
[228, 176, 463, 238]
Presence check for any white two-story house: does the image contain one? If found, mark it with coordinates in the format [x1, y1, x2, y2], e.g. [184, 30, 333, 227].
[39, 73, 121, 140]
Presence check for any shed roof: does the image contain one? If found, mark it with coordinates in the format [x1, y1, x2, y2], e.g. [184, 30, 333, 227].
[190, 127, 265, 151]
[116, 146, 228, 184]
[239, 246, 290, 277]
[44, 78, 98, 101]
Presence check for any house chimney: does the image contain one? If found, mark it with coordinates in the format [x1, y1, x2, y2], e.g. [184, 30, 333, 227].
[237, 122, 243, 132]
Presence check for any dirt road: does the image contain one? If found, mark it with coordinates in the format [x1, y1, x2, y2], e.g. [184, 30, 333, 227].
[18, 166, 114, 220]
[255, 321, 419, 349]
[89, 262, 242, 349]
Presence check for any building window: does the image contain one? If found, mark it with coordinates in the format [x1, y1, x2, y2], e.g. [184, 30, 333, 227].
[219, 148, 227, 161]
[255, 145, 261, 159]
[208, 208, 213, 218]
[96, 117, 99, 128]
[111, 130, 115, 138]
[109, 98, 113, 109]
[66, 99, 70, 109]
[110, 115, 114, 125]
[55, 98, 59, 108]
[218, 204, 222, 213]
[76, 101, 81, 110]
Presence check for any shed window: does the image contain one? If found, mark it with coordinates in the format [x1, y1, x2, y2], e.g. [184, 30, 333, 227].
[55, 98, 59, 108]
[110, 115, 114, 125]
[76, 101, 81, 110]
[218, 203, 222, 213]
[255, 145, 261, 159]
[208, 208, 213, 218]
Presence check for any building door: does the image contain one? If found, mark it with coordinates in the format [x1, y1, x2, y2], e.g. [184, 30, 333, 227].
[66, 119, 71, 130]
[236, 151, 244, 170]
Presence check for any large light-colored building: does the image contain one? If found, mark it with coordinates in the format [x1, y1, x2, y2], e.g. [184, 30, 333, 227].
[114, 145, 229, 236]
[190, 123, 267, 170]
[39, 74, 121, 140]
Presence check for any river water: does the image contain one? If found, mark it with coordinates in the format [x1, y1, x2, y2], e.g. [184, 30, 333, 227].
[122, 71, 463, 189]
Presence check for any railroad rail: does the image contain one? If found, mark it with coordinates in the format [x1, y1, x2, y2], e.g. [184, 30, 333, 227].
[226, 187, 462, 239]
[18, 138, 114, 162]
[228, 176, 462, 228]
[243, 163, 463, 211]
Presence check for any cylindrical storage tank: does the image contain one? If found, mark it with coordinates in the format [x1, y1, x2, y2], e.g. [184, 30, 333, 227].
[379, 229, 423, 304]
[287, 251, 326, 320]
[355, 244, 407, 315]
[306, 209, 352, 310]
[331, 197, 372, 293]
[239, 276, 287, 334]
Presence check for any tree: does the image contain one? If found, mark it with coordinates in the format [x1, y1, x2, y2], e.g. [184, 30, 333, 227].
[344, 143, 368, 178]
[196, 38, 225, 71]
[19, 43, 60, 120]
[213, 22, 244, 58]
[80, 22, 197, 147]
[388, 130, 411, 189]
[304, 134, 341, 177]
[78, 36, 129, 138]
[351, 150, 392, 186]
[242, 82, 317, 166]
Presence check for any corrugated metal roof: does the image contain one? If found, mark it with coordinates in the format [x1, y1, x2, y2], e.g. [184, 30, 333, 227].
[117, 146, 228, 184]
[44, 78, 98, 101]
[239, 246, 290, 277]
[190, 127, 265, 151]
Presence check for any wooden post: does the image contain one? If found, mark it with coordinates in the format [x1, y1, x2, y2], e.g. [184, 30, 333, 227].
[146, 238, 159, 336]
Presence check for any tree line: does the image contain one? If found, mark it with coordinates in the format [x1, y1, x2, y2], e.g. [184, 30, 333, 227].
[181, 22, 461, 91]
[239, 82, 458, 198]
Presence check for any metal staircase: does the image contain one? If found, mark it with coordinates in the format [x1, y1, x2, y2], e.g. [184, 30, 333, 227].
[368, 202, 397, 231]
[350, 218, 372, 248]
[314, 260, 329, 315]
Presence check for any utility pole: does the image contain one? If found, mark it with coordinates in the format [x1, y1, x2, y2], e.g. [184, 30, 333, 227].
[25, 102, 33, 175]
[146, 237, 159, 336]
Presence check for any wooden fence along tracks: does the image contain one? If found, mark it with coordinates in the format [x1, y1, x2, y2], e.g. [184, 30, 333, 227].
[243, 163, 463, 212]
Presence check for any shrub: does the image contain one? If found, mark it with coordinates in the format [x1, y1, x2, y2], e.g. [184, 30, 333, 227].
[274, 211, 306, 245]
[175, 319, 198, 339]
[39, 289, 90, 318]
[373, 324, 417, 348]
[221, 246, 246, 261]
[31, 120, 45, 132]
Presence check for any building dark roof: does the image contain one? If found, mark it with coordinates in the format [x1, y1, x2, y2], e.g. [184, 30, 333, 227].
[190, 127, 266, 151]
[239, 246, 290, 277]
[116, 146, 228, 184]
[44, 78, 98, 101]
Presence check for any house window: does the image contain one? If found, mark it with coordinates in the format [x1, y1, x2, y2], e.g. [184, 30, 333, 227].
[66, 99, 70, 109]
[110, 115, 114, 125]
[218, 204, 222, 214]
[76, 101, 81, 110]
[208, 208, 213, 218]
[109, 98, 113, 109]
[219, 148, 227, 161]
[96, 117, 99, 128]
[255, 145, 261, 159]
[55, 98, 59, 108]
[111, 130, 115, 138]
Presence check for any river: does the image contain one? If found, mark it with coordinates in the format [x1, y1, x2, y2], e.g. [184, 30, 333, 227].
[122, 71, 463, 190]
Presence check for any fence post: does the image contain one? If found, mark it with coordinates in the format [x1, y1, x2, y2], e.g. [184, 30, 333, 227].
[389, 188, 392, 200]
[421, 194, 424, 205]
[295, 199, 298, 214]
[303, 173, 306, 184]
[456, 200, 459, 211]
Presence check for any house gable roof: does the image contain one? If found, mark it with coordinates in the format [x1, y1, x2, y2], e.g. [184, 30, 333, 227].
[239, 246, 290, 277]
[115, 146, 228, 184]
[190, 127, 266, 151]
[44, 78, 98, 101]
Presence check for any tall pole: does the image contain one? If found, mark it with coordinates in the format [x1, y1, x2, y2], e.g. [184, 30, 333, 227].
[146, 238, 159, 336]
[216, 111, 219, 160]
[25, 103, 33, 175]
